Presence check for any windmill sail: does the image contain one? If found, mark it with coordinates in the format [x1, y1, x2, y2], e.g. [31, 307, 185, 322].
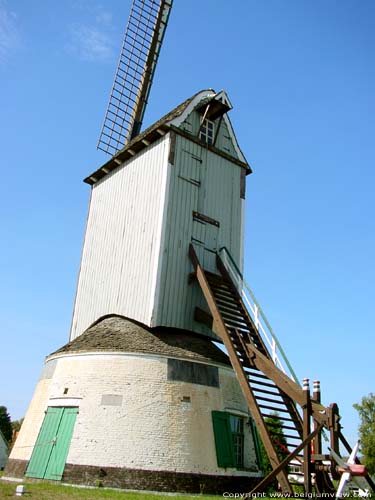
[97, 0, 173, 156]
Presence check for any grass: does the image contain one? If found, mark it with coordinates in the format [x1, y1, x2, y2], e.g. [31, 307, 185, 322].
[0, 478, 221, 500]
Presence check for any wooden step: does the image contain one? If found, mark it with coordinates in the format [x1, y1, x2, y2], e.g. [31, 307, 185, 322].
[252, 387, 282, 397]
[255, 395, 288, 405]
[216, 302, 244, 316]
[263, 415, 296, 423]
[214, 295, 241, 308]
[249, 379, 278, 389]
[259, 404, 292, 413]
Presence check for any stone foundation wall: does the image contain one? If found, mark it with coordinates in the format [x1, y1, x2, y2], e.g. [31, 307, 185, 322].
[10, 352, 259, 475]
[4, 459, 28, 478]
[4, 459, 260, 494]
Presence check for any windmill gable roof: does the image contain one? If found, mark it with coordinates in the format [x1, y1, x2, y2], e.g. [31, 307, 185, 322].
[85, 89, 251, 185]
[50, 315, 231, 367]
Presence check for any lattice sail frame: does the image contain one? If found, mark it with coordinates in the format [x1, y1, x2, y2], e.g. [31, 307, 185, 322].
[97, 0, 173, 156]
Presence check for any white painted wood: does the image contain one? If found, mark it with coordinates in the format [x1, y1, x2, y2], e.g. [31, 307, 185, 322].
[48, 398, 82, 407]
[153, 132, 244, 335]
[70, 135, 170, 340]
[169, 89, 247, 164]
[70, 90, 247, 340]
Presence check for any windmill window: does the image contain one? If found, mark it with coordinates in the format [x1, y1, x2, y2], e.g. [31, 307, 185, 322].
[229, 415, 245, 468]
[199, 119, 215, 145]
[212, 411, 245, 468]
[167, 358, 219, 388]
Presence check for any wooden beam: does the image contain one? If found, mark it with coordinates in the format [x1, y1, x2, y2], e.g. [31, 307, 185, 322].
[328, 403, 341, 481]
[302, 378, 312, 494]
[248, 424, 324, 496]
[194, 307, 213, 329]
[244, 343, 328, 426]
[313, 380, 322, 455]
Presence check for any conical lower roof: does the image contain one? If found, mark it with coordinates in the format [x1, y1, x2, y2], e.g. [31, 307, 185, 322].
[50, 315, 230, 366]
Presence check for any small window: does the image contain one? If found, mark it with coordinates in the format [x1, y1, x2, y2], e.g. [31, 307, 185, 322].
[168, 358, 219, 388]
[199, 119, 215, 145]
[230, 415, 245, 468]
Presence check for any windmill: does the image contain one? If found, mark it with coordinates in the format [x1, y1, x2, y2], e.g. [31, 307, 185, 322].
[4, 0, 375, 497]
[6, 1, 264, 492]
[97, 0, 173, 155]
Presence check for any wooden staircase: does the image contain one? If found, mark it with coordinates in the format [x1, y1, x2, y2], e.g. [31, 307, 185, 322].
[204, 268, 304, 468]
[189, 243, 374, 495]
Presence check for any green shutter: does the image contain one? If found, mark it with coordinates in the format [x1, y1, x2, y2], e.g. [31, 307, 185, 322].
[212, 411, 235, 467]
[249, 417, 263, 469]
[25, 407, 78, 480]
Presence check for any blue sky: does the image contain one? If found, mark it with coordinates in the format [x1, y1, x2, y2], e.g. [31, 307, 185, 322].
[1, 0, 374, 449]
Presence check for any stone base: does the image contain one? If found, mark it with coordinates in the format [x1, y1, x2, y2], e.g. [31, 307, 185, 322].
[4, 459, 28, 478]
[5, 459, 261, 494]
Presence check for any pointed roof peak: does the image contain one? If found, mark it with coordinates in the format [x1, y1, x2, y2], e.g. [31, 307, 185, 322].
[85, 89, 249, 185]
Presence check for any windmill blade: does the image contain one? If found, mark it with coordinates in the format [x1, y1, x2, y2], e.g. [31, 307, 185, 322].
[98, 0, 173, 156]
[351, 475, 371, 495]
[329, 447, 350, 498]
[347, 440, 360, 464]
[330, 442, 370, 498]
[336, 472, 351, 498]
[329, 448, 347, 468]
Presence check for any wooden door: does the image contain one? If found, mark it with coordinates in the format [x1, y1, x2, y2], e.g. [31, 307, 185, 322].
[26, 407, 78, 480]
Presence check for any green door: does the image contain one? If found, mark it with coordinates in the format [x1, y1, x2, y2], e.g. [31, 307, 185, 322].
[26, 407, 78, 480]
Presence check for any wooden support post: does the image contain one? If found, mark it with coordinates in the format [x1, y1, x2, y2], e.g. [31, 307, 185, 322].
[329, 403, 340, 454]
[328, 403, 341, 480]
[312, 380, 322, 457]
[312, 380, 329, 494]
[303, 378, 312, 495]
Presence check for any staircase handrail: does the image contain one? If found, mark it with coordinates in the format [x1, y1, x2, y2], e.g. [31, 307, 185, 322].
[218, 246, 300, 386]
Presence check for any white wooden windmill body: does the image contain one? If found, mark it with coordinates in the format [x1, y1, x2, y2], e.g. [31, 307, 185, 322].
[70, 89, 248, 341]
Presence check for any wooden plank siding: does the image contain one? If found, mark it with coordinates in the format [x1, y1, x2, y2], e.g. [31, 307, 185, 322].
[180, 107, 240, 161]
[70, 106, 246, 341]
[70, 135, 170, 340]
[153, 133, 244, 337]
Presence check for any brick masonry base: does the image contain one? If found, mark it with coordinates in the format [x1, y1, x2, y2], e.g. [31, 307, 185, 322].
[5, 459, 261, 494]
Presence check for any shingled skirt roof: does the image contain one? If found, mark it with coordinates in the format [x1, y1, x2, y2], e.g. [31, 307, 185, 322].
[50, 315, 230, 366]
